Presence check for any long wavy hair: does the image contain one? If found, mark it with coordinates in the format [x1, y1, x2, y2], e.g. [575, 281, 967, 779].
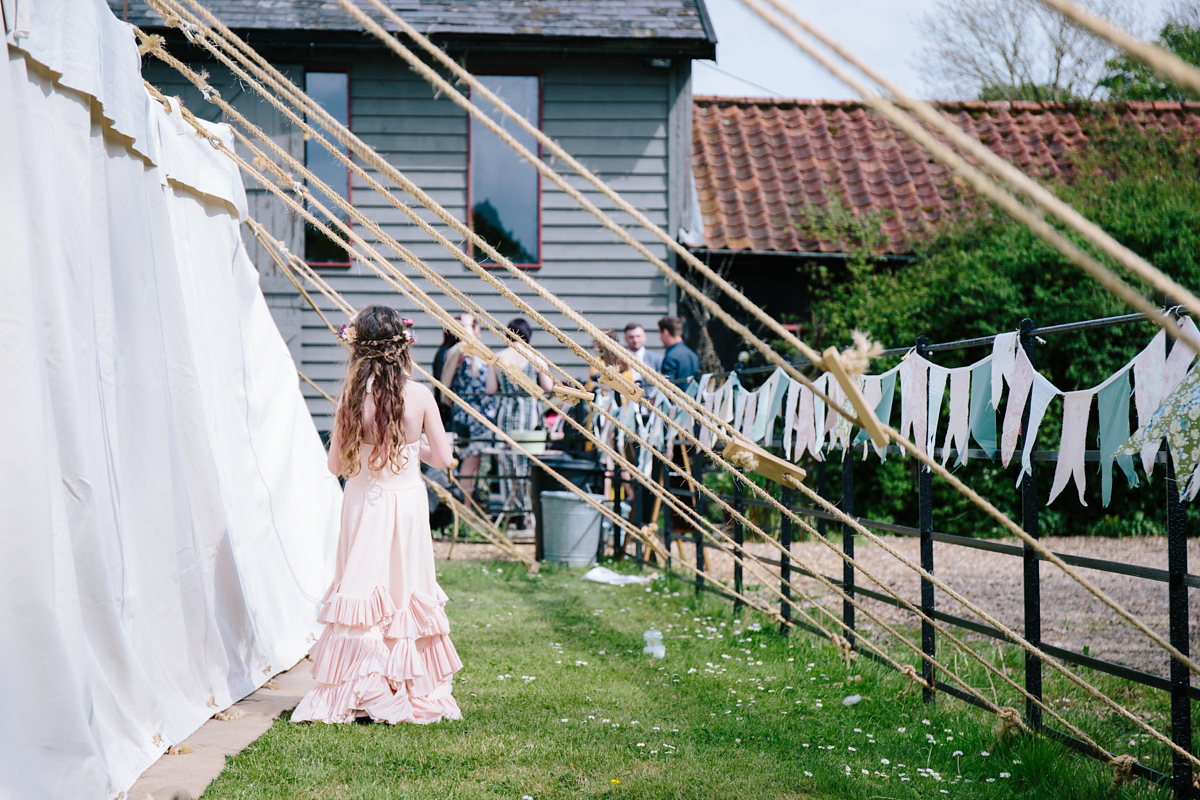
[335, 305, 414, 477]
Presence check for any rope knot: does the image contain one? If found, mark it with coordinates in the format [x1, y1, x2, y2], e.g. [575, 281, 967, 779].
[993, 706, 1023, 738]
[252, 155, 271, 172]
[896, 663, 930, 695]
[839, 330, 884, 376]
[1110, 755, 1138, 789]
[136, 33, 164, 57]
[728, 449, 759, 472]
[200, 83, 221, 102]
[179, 20, 200, 42]
[829, 634, 857, 665]
[780, 473, 804, 489]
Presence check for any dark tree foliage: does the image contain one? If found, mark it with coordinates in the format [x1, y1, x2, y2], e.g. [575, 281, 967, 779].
[1098, 21, 1200, 101]
[803, 126, 1200, 537]
[978, 81, 1082, 102]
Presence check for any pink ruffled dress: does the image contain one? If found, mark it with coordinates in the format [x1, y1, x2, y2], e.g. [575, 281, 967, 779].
[293, 440, 463, 724]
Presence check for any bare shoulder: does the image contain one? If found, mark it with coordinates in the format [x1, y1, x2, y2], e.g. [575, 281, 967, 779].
[404, 379, 435, 404]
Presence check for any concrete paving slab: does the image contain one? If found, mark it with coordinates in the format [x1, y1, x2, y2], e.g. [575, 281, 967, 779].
[125, 659, 314, 800]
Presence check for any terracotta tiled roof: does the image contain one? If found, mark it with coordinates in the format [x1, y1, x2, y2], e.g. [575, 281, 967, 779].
[692, 96, 1200, 256]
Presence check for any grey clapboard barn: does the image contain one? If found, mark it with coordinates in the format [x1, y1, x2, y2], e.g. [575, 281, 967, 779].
[115, 0, 716, 427]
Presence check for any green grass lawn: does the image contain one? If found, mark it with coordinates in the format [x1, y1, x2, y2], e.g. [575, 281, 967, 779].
[201, 560, 1175, 799]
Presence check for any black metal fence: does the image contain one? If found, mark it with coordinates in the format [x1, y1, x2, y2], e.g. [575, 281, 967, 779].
[611, 312, 1198, 798]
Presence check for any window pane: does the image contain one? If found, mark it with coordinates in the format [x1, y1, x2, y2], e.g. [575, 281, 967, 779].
[305, 71, 350, 263]
[470, 75, 539, 265]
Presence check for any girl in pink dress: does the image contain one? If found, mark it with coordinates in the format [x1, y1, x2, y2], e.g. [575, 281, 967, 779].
[293, 305, 463, 724]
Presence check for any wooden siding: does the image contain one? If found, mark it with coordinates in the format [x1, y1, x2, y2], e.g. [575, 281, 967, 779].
[145, 50, 685, 429]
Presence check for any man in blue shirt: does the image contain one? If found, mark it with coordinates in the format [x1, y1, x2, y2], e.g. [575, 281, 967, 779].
[657, 316, 700, 388]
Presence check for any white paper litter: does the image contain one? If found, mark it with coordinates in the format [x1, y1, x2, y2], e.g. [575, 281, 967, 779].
[580, 566, 658, 585]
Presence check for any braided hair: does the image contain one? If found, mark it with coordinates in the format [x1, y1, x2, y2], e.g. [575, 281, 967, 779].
[334, 305, 416, 477]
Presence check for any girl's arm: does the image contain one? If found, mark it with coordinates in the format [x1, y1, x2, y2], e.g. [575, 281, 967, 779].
[326, 416, 345, 476]
[537, 368, 553, 393]
[419, 386, 454, 469]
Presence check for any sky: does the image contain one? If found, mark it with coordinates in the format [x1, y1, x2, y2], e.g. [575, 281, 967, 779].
[692, 0, 1171, 101]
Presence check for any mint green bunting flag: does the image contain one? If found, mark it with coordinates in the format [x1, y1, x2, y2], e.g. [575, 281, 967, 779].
[1096, 368, 1138, 506]
[853, 370, 896, 456]
[969, 361, 997, 458]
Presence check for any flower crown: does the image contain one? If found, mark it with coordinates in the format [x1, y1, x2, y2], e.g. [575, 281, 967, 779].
[338, 319, 417, 347]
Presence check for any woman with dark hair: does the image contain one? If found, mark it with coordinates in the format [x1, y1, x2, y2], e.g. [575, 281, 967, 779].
[440, 314, 494, 498]
[487, 318, 552, 525]
[431, 323, 459, 424]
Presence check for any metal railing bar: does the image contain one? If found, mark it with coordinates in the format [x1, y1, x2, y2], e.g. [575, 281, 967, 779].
[697, 498, 1200, 588]
[699, 307, 1184, 382]
[1038, 643, 1200, 701]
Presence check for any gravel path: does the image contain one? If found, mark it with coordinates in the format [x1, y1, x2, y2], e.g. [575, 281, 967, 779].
[436, 535, 1199, 680]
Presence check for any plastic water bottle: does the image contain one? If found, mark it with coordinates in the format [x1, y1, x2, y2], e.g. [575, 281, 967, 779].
[643, 629, 665, 658]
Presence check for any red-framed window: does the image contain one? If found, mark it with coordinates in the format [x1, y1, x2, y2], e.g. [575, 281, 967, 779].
[304, 68, 352, 268]
[467, 73, 542, 269]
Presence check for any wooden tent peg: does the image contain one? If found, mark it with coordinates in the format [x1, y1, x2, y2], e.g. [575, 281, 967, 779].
[597, 369, 645, 403]
[821, 346, 890, 449]
[552, 384, 595, 406]
[721, 436, 807, 488]
[458, 337, 497, 365]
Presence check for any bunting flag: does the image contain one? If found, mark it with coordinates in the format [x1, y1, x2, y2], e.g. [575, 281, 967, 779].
[926, 364, 950, 458]
[1120, 365, 1200, 501]
[807, 374, 826, 460]
[732, 374, 750, 432]
[941, 362, 974, 466]
[832, 377, 857, 452]
[872, 369, 898, 460]
[1096, 367, 1138, 505]
[1000, 348, 1034, 467]
[1048, 390, 1093, 505]
[811, 373, 827, 457]
[699, 373, 735, 448]
[782, 378, 800, 460]
[667, 377, 701, 447]
[1163, 317, 1200, 395]
[991, 331, 1019, 408]
[1132, 329, 1167, 477]
[824, 377, 848, 450]
[738, 389, 757, 439]
[1016, 371, 1059, 484]
[748, 367, 787, 443]
[899, 352, 929, 450]
[969, 360, 997, 458]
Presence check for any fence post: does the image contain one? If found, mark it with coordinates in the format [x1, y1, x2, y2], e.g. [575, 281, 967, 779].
[1166, 455, 1194, 798]
[916, 335, 937, 704]
[780, 485, 793, 635]
[816, 460, 829, 539]
[733, 481, 745, 614]
[662, 456, 674, 576]
[632, 478, 644, 566]
[1018, 318, 1043, 728]
[841, 447, 856, 649]
[613, 475, 625, 561]
[691, 450, 706, 596]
